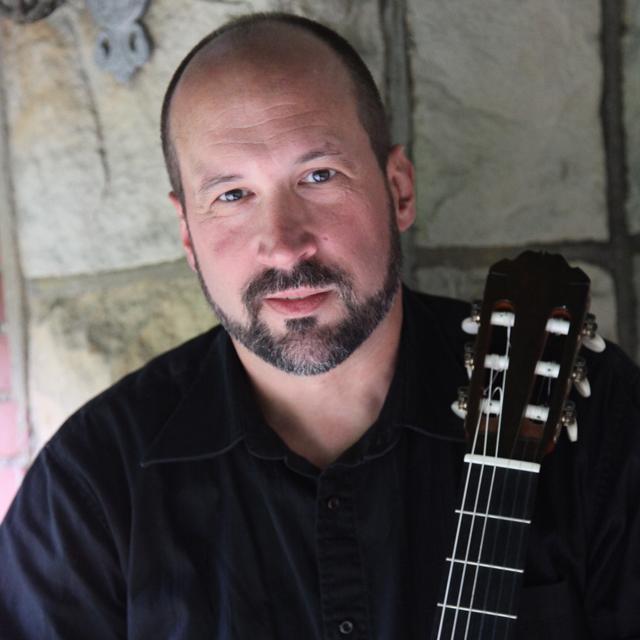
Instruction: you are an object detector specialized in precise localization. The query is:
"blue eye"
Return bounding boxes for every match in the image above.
[218,188,248,202]
[302,169,336,184]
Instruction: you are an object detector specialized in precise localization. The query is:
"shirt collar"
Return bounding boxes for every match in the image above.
[141,287,467,468]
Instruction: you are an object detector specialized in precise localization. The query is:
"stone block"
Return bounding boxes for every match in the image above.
[624,2,640,234]
[408,0,607,247]
[27,262,215,448]
[276,0,385,91]
[2,0,276,279]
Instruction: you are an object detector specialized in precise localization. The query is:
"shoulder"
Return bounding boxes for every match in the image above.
[45,326,225,475]
[402,286,470,356]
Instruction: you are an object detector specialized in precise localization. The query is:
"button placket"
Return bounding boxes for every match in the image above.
[316,469,369,639]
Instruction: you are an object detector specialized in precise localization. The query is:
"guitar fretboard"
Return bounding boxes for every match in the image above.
[434,455,539,639]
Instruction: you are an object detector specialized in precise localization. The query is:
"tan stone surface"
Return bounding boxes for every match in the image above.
[2,0,276,279]
[624,2,640,235]
[409,0,607,247]
[276,0,385,91]
[28,262,215,449]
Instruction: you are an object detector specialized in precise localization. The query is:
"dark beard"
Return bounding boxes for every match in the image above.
[192,213,402,376]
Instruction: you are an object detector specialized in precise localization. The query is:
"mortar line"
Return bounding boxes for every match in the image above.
[600,0,637,356]
[0,31,33,460]
[380,0,417,288]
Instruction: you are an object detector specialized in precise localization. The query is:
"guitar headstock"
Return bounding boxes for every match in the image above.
[454,251,596,464]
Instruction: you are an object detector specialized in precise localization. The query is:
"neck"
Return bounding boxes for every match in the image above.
[233,290,404,469]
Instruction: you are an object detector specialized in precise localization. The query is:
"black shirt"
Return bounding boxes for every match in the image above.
[1,288,640,639]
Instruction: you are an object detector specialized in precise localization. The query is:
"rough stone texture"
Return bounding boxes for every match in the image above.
[624,2,640,235]
[416,261,617,343]
[408,0,607,247]
[1,0,275,279]
[28,262,215,448]
[276,0,385,92]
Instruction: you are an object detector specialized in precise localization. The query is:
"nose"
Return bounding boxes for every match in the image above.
[255,193,318,269]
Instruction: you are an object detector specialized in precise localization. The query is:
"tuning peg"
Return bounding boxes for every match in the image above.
[464,342,474,379]
[462,300,482,335]
[451,386,469,420]
[581,313,606,353]
[571,356,591,398]
[561,400,578,442]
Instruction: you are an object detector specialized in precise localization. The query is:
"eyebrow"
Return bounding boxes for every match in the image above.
[196,174,242,198]
[195,147,354,198]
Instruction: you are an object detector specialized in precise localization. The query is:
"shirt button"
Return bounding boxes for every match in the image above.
[327,496,341,510]
[338,620,354,635]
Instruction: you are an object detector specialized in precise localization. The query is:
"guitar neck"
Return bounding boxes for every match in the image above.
[434,455,540,639]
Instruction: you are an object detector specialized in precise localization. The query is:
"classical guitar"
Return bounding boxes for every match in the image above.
[433,251,604,639]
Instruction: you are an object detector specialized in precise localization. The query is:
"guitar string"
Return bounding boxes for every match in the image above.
[482,443,536,640]
[459,384,503,639]
[435,368,491,639]
[450,363,502,637]
[434,361,498,639]
[483,319,562,639]
[462,323,512,639]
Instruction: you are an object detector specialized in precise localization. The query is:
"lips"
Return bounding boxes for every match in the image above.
[263,290,331,316]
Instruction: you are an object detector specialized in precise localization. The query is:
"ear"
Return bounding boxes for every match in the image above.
[169,191,197,272]
[386,144,416,232]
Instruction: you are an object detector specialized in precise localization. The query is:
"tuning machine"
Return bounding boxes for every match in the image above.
[451,386,469,419]
[464,342,475,379]
[462,300,482,335]
[571,356,590,398]
[581,313,605,353]
[560,400,578,442]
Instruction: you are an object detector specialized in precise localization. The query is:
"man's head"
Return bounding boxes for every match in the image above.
[161,13,391,209]
[162,13,415,375]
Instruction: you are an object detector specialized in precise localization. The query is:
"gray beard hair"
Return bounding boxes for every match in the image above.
[191,212,402,376]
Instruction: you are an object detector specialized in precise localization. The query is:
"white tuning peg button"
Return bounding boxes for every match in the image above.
[582,334,606,353]
[451,400,467,420]
[462,301,482,335]
[572,357,591,397]
[451,387,469,420]
[581,313,606,353]
[561,401,578,442]
[462,317,479,335]
[565,417,578,442]
[573,376,591,398]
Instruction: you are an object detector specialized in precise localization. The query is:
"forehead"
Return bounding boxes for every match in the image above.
[169,25,362,160]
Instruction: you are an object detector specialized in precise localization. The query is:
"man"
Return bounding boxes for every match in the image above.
[1,12,640,640]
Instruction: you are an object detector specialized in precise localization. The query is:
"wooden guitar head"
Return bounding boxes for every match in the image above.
[463,251,590,464]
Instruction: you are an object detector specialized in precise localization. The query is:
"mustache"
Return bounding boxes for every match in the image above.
[242,260,351,314]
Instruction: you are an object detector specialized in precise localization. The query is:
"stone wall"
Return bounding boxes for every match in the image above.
[0,0,638,509]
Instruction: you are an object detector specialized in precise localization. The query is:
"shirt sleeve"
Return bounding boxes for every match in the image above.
[0,442,126,640]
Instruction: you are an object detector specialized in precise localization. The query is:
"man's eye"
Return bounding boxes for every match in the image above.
[217,188,248,203]
[302,169,336,184]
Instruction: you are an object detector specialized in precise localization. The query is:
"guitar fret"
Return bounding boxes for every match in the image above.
[464,453,541,473]
[455,509,531,524]
[436,603,518,620]
[446,557,524,574]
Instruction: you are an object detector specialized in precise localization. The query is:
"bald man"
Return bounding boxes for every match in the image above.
[2,13,640,640]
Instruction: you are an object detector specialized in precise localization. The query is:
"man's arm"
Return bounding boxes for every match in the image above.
[0,442,126,640]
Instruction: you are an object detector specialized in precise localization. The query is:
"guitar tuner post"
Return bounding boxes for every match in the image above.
[560,401,579,442]
[582,313,598,338]
[572,357,587,381]
[581,313,606,352]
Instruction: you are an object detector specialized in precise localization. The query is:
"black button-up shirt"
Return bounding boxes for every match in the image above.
[1,289,640,639]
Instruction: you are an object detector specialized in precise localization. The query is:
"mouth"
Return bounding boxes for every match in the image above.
[262,289,332,316]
